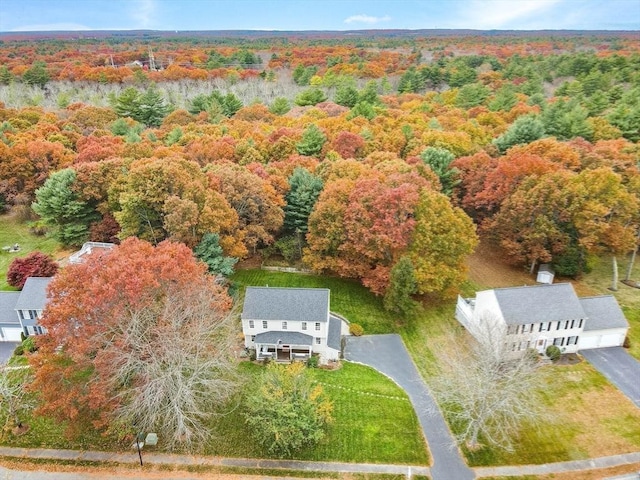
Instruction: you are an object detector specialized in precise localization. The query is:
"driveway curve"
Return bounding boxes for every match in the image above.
[344,334,474,480]
[581,347,640,408]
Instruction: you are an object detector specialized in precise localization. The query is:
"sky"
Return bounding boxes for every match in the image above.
[0,0,639,32]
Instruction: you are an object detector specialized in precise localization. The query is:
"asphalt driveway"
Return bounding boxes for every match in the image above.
[344,334,474,480]
[581,347,640,408]
[0,342,18,364]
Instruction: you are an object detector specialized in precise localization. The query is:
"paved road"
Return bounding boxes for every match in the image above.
[344,334,474,480]
[0,342,18,364]
[581,347,640,408]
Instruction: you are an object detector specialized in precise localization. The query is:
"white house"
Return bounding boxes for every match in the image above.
[241,287,348,364]
[456,283,629,355]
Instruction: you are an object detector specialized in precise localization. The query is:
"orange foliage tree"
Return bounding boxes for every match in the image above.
[30,238,238,450]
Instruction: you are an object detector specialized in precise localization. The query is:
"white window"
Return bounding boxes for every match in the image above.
[302,322,307,330]
[282,321,287,330]
[567,336,578,345]
[553,337,564,346]
[570,319,576,329]
[262,321,268,329]
[564,320,570,329]
[315,337,321,345]
[578,318,583,328]
[25,325,45,336]
[521,324,530,333]
[249,320,254,329]
[539,322,550,332]
[556,321,562,330]
[315,322,321,331]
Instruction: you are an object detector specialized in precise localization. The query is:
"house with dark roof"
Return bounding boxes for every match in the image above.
[0,291,22,341]
[241,287,348,364]
[14,277,52,337]
[455,283,629,355]
[0,276,52,341]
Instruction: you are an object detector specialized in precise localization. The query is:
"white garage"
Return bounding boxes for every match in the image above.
[1,327,23,342]
[579,331,626,350]
[579,296,629,351]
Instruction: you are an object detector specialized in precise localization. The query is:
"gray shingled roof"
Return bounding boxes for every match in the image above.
[327,316,342,351]
[493,283,585,325]
[15,277,53,311]
[580,296,629,331]
[0,292,20,323]
[254,331,313,346]
[242,287,329,322]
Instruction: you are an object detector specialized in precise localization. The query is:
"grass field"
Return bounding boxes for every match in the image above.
[0,214,67,290]
[202,361,429,464]
[2,361,428,466]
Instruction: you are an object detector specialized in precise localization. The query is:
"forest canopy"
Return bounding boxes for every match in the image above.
[0,31,638,297]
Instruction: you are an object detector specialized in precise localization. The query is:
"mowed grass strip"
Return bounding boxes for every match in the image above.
[306,362,428,465]
[0,214,66,290]
[208,362,429,465]
[232,269,397,334]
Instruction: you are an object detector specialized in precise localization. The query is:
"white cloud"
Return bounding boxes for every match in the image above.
[131,0,157,28]
[11,22,92,32]
[344,14,392,25]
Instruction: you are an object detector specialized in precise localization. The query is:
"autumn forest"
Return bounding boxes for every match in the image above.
[1,32,638,305]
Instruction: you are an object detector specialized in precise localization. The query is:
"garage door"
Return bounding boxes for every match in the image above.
[599,333,622,348]
[1,327,23,342]
[579,335,599,350]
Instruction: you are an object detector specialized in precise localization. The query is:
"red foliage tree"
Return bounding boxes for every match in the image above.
[7,251,59,289]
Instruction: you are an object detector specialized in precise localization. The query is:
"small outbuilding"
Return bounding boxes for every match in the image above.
[536,264,555,284]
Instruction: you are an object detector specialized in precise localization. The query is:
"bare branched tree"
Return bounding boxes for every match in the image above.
[0,368,34,431]
[431,318,549,452]
[92,284,239,451]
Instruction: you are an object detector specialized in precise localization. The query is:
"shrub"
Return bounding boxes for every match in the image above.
[623,336,631,349]
[22,336,37,353]
[244,362,333,456]
[7,251,59,289]
[349,323,364,336]
[545,345,561,361]
[307,355,319,368]
[13,344,24,356]
[525,348,540,363]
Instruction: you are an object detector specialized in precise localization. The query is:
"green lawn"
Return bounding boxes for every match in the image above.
[0,214,65,290]
[204,361,429,464]
[2,361,429,466]
[232,269,397,334]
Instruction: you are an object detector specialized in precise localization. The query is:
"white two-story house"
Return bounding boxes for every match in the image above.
[456,283,629,356]
[241,287,347,364]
